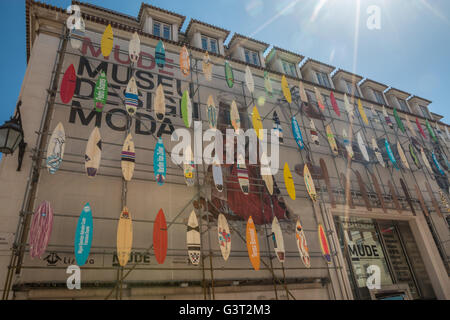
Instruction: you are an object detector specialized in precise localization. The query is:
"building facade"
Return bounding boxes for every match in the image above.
[0,0,449,300]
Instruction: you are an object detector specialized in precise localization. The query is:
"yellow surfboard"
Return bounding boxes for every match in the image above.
[358,99,369,125]
[326,125,339,156]
[281,75,292,103]
[101,24,114,58]
[304,164,317,202]
[284,162,296,200]
[252,106,264,141]
[116,207,133,267]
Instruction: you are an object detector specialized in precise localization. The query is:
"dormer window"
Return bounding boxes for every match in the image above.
[201,35,218,54]
[315,71,330,88]
[244,48,260,66]
[398,98,409,112]
[373,90,386,105]
[153,20,171,40]
[282,60,297,77]
[419,105,430,119]
[345,80,360,97]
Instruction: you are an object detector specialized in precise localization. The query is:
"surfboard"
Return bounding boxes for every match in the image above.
[357,99,369,125]
[425,181,442,218]
[217,213,231,261]
[224,61,234,88]
[93,71,108,112]
[297,81,308,103]
[46,122,65,174]
[281,75,292,103]
[246,216,260,271]
[344,94,354,119]
[181,89,192,128]
[310,119,319,145]
[420,147,432,172]
[370,105,380,124]
[260,152,273,195]
[273,111,283,144]
[29,201,53,259]
[101,24,113,58]
[229,100,240,133]
[388,180,402,214]
[393,108,405,133]
[154,138,166,186]
[179,45,190,76]
[155,84,166,122]
[399,179,415,214]
[187,210,201,265]
[125,77,138,116]
[432,152,445,175]
[416,118,427,139]
[85,127,102,177]
[212,159,223,192]
[155,40,165,68]
[370,172,387,213]
[415,184,430,217]
[343,129,354,159]
[129,32,140,65]
[439,190,450,214]
[74,202,93,266]
[237,153,249,195]
[245,66,254,94]
[341,173,355,209]
[117,206,133,267]
[120,133,136,181]
[252,106,264,141]
[207,95,217,129]
[330,91,340,117]
[319,159,336,208]
[385,138,398,170]
[357,132,370,162]
[304,163,317,202]
[153,208,168,264]
[284,162,296,200]
[355,170,371,211]
[271,217,285,263]
[202,51,212,81]
[404,114,416,137]
[69,17,85,50]
[426,119,437,142]
[60,64,76,104]
[397,141,410,170]
[314,87,325,110]
[408,144,420,168]
[383,106,394,129]
[326,125,339,156]
[372,137,385,167]
[291,116,305,150]
[183,145,196,187]
[264,71,273,97]
[318,224,331,264]
[295,218,311,268]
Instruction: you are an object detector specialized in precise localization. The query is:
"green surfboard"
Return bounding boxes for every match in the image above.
[409,144,421,168]
[224,61,234,88]
[181,90,192,128]
[393,108,405,133]
[426,119,437,142]
[94,71,108,112]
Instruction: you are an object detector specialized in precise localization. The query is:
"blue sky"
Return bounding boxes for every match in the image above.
[0,0,449,126]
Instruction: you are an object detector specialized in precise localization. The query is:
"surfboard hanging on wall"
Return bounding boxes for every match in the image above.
[260,152,274,195]
[383,106,394,129]
[230,100,240,132]
[187,210,201,265]
[357,132,370,162]
[318,224,331,264]
[207,95,217,129]
[343,129,354,159]
[271,217,285,263]
[74,202,93,266]
[155,40,165,68]
[344,94,354,119]
[237,153,249,195]
[129,32,140,65]
[217,213,231,261]
[117,207,133,267]
[252,106,264,141]
[224,61,234,88]
[121,133,135,181]
[60,64,76,104]
[85,127,102,177]
[310,119,319,145]
[409,144,421,169]
[358,99,369,125]
[291,116,305,150]
[246,216,260,271]
[245,66,254,94]
[183,145,196,187]
[426,119,437,142]
[153,208,168,264]
[393,108,405,133]
[29,200,53,259]
[330,91,340,117]
[432,152,445,176]
[416,117,427,140]
[202,51,212,81]
[295,218,311,268]
[69,16,85,50]
[125,77,138,116]
[180,45,190,76]
[284,162,296,200]
[101,24,113,58]
[46,122,65,174]
[93,71,108,112]
[385,138,398,170]
[264,71,273,97]
[181,89,192,128]
[314,87,325,110]
[155,84,166,122]
[212,158,224,192]
[154,138,166,186]
[372,137,385,167]
[304,163,317,202]
[326,125,339,156]
[397,141,410,170]
[281,75,292,103]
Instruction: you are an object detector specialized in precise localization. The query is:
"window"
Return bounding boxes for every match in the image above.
[201,35,218,54]
[315,71,331,88]
[419,105,430,119]
[282,60,298,77]
[345,80,360,97]
[153,21,171,40]
[373,90,386,105]
[398,98,409,112]
[244,48,260,66]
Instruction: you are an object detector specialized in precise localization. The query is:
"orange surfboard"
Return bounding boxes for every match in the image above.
[318,224,331,264]
[246,216,260,271]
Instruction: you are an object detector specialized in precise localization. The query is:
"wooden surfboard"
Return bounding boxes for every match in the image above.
[298,81,308,103]
[252,106,264,141]
[264,71,273,97]
[343,129,354,159]
[260,152,273,195]
[246,216,260,271]
[181,89,192,128]
[304,163,317,202]
[207,95,217,129]
[355,170,371,211]
[125,77,138,116]
[69,17,85,50]
[397,141,410,170]
[187,210,201,265]
[94,71,108,112]
[230,100,240,132]
[420,147,433,172]
[385,138,398,170]
[46,122,65,174]
[153,208,168,264]
[212,159,223,192]
[217,213,231,261]
[155,84,166,122]
[292,116,305,150]
[117,207,133,267]
[60,64,76,104]
[344,94,354,119]
[271,217,285,263]
[154,138,166,186]
[75,202,93,266]
[326,125,339,156]
[341,173,355,209]
[320,159,336,208]
[370,172,387,213]
[29,201,53,259]
[357,132,370,162]
[202,51,212,81]
[400,178,415,214]
[358,99,369,125]
[184,145,195,187]
[121,133,135,181]
[155,40,165,68]
[372,137,385,167]
[245,66,254,94]
[330,91,340,117]
[404,114,416,137]
[85,127,102,177]
[101,24,114,58]
[424,181,442,218]
[180,45,190,76]
[388,180,402,214]
[281,75,292,103]
[318,224,331,264]
[314,87,325,110]
[415,184,430,217]
[383,106,394,129]
[272,111,283,144]
[295,218,311,268]
[393,108,405,133]
[284,162,296,200]
[416,117,427,140]
[432,152,445,175]
[224,61,234,88]
[237,153,249,195]
[310,119,319,145]
[129,32,140,65]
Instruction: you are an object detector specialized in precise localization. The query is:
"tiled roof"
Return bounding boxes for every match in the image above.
[385,87,412,98]
[268,46,305,61]
[408,95,432,105]
[359,78,389,90]
[228,33,269,50]
[331,69,363,82]
[300,58,336,73]
[185,19,230,39]
[137,3,186,29]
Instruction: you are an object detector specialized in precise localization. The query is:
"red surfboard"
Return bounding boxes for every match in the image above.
[330,92,340,117]
[153,208,168,264]
[318,224,331,264]
[60,64,76,104]
[416,117,427,140]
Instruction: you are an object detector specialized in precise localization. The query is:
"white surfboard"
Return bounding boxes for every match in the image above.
[260,152,273,195]
[245,66,254,94]
[344,94,354,119]
[155,84,166,122]
[271,217,285,263]
[372,137,385,167]
[85,127,102,177]
[184,145,195,187]
[343,129,354,159]
[230,100,240,133]
[46,122,65,174]
[187,210,201,265]
[310,119,319,145]
[212,159,223,192]
[125,77,138,116]
[69,17,85,50]
[421,147,432,172]
[129,32,140,65]
[217,213,231,261]
[237,153,249,195]
[207,95,217,130]
[357,132,370,162]
[397,141,410,170]
[121,133,135,181]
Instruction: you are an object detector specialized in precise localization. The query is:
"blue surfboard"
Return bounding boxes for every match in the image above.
[291,116,304,150]
[385,138,398,170]
[154,138,166,186]
[432,152,445,176]
[75,203,93,266]
[155,40,165,68]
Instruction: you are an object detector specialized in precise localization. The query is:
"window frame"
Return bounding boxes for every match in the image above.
[282,60,298,78]
[397,98,409,112]
[315,71,331,88]
[201,34,219,54]
[345,80,360,97]
[244,48,260,66]
[418,105,431,119]
[153,20,172,40]
[373,89,386,105]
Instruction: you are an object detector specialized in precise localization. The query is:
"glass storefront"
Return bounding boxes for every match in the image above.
[334,216,436,300]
